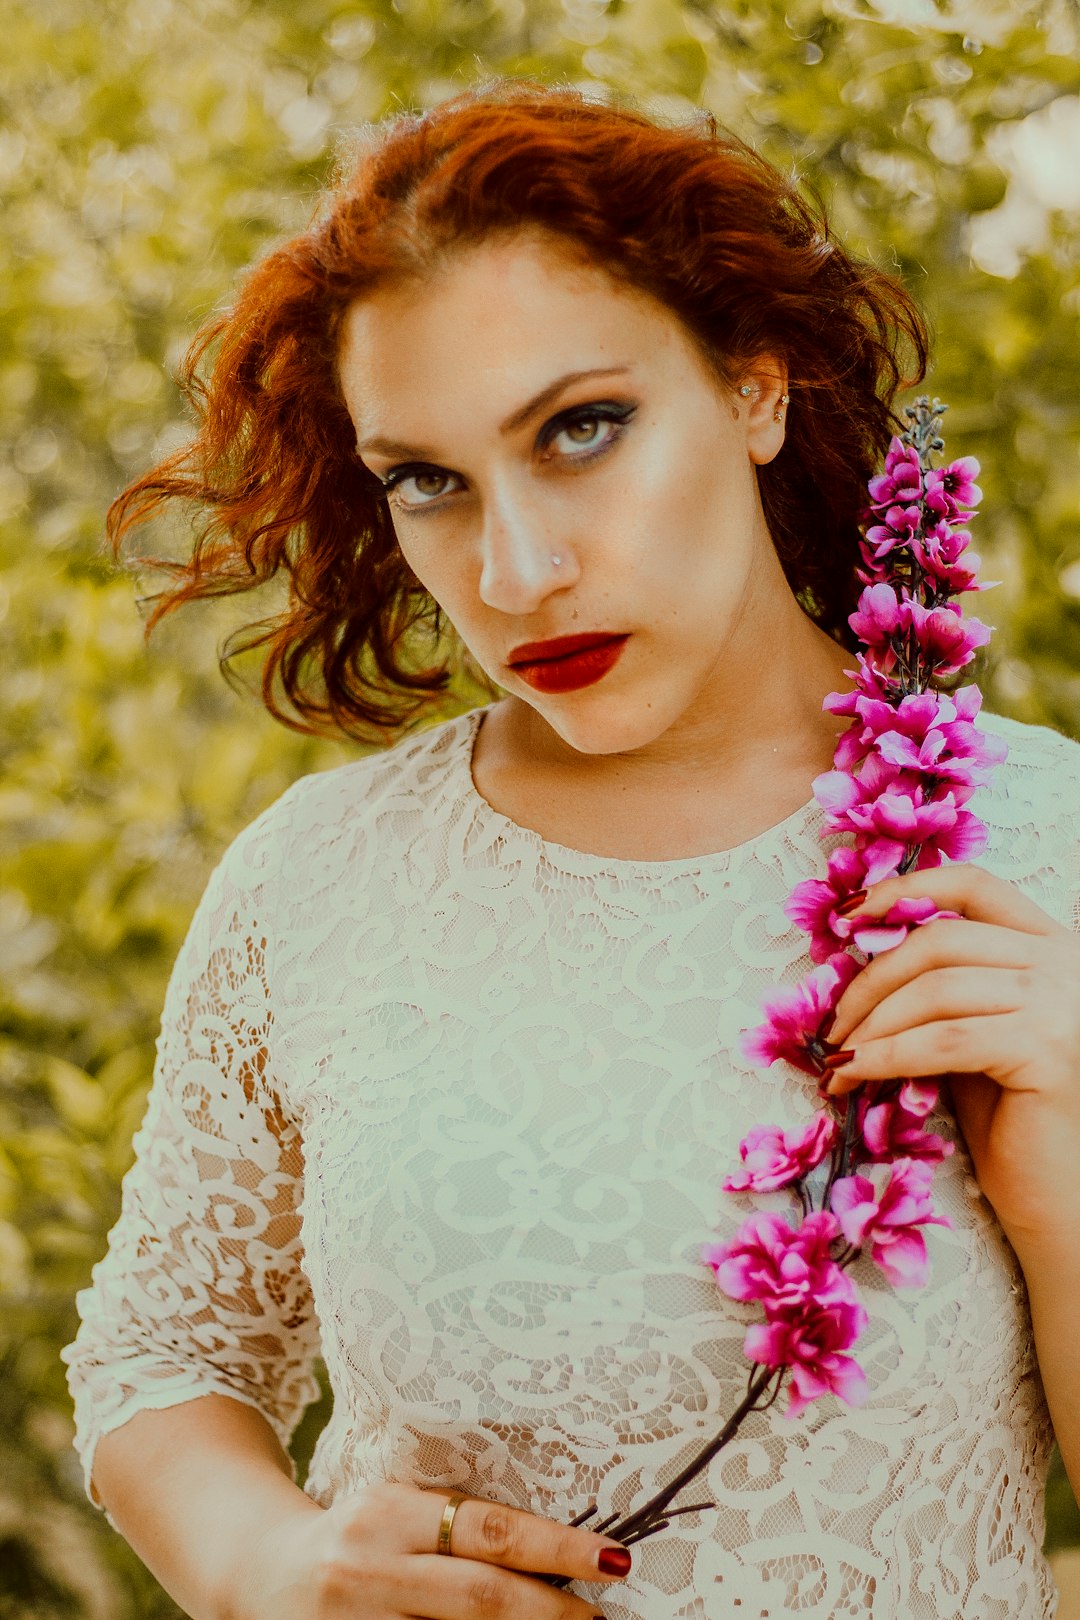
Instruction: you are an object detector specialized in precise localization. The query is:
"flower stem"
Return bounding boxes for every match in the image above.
[609,1361,779,1544]
[547,1362,779,1585]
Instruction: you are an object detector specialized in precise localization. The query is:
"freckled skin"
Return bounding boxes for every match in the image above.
[337,231,853,817]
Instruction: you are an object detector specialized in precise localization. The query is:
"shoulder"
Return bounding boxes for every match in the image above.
[975,707,1080,813]
[970,708,1080,922]
[281,703,477,830]
[216,705,480,889]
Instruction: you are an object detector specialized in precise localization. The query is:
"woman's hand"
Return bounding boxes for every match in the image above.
[234,1481,630,1620]
[822,862,1080,1257]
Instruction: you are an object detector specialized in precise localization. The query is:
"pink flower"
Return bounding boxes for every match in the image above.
[828,689,949,774]
[864,502,925,561]
[924,456,982,518]
[699,405,999,1456]
[906,601,991,675]
[824,686,1003,809]
[740,953,862,1075]
[866,439,923,509]
[847,589,991,679]
[912,523,995,595]
[824,652,901,708]
[896,1078,941,1118]
[857,1090,954,1165]
[813,749,904,825]
[875,732,998,800]
[744,1297,868,1418]
[934,687,1009,779]
[848,583,905,649]
[784,847,870,963]
[812,755,989,884]
[872,730,982,801]
[830,1159,952,1287]
[702,1210,847,1313]
[849,895,962,955]
[723,1113,841,1193]
[903,798,990,873]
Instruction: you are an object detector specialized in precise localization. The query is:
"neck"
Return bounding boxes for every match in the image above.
[515,598,856,796]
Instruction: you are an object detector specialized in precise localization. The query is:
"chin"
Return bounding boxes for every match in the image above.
[533,696,674,757]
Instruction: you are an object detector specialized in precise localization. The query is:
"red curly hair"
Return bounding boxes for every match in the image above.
[107,80,929,742]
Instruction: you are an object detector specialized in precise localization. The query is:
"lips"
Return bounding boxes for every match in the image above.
[507,632,628,667]
[508,634,630,694]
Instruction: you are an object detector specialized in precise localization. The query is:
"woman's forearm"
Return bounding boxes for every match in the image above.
[90,1392,323,1620]
[1013,1239,1080,1497]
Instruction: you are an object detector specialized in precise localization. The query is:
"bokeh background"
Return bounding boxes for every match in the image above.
[3,0,1080,1612]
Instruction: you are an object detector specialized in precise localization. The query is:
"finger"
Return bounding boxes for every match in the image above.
[828,919,1034,1047]
[839,966,1029,1049]
[418,1494,632,1585]
[397,1553,606,1620]
[824,1012,1028,1094]
[854,862,1064,939]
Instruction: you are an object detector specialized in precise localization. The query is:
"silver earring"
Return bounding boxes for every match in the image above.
[551,554,562,567]
[738,385,753,397]
[773,392,790,423]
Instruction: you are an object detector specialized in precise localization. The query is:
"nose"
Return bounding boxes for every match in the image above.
[477,482,576,613]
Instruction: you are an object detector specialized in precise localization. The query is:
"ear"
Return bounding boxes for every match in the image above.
[732,359,790,466]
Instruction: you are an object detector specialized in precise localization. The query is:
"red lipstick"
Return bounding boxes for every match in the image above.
[507,632,630,694]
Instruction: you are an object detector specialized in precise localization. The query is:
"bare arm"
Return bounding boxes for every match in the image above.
[90,1394,323,1620]
[822,863,1080,1493]
[1012,1237,1080,1498]
[91,1393,631,1620]
[62,799,328,1618]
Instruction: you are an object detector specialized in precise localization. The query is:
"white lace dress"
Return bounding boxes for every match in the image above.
[62,702,1080,1618]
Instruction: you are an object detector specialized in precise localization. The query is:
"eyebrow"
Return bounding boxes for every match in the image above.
[355,365,634,459]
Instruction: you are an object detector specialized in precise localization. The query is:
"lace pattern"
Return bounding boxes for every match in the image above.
[63,704,1079,1616]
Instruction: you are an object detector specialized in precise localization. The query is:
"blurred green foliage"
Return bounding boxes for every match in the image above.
[2,0,1079,1611]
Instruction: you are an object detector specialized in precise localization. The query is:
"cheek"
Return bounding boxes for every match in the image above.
[632,419,752,544]
[390,528,462,617]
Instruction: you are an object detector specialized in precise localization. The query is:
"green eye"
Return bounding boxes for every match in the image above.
[541,400,637,459]
[562,417,606,445]
[380,466,461,509]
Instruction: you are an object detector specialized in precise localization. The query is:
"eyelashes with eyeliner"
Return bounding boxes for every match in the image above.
[377,400,638,511]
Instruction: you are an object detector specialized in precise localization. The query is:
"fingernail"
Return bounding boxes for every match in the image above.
[597,1546,632,1576]
[835,890,868,917]
[821,1049,855,1070]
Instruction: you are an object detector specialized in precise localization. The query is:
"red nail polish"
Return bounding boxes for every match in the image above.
[835,890,868,917]
[597,1546,632,1576]
[821,1049,855,1070]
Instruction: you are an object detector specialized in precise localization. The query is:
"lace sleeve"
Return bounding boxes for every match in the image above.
[60,789,323,1530]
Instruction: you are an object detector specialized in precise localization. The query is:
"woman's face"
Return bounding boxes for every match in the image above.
[338,231,794,759]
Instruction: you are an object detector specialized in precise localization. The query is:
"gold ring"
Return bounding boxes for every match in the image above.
[437,1490,468,1556]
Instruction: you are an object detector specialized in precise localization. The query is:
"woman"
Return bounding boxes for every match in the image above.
[61,83,1080,1619]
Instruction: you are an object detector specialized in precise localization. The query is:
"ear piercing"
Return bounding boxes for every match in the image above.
[551,554,562,567]
[738,383,791,421]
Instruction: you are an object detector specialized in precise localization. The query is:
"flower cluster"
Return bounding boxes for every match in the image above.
[700,398,1006,1428]
[553,399,1006,1566]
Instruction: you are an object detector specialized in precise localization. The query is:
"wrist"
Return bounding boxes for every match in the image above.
[222,1497,326,1620]
[1001,1217,1080,1285]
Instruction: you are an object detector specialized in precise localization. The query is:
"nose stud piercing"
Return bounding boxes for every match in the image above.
[551,554,562,567]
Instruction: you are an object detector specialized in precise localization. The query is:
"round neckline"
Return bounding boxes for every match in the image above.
[455,702,827,877]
